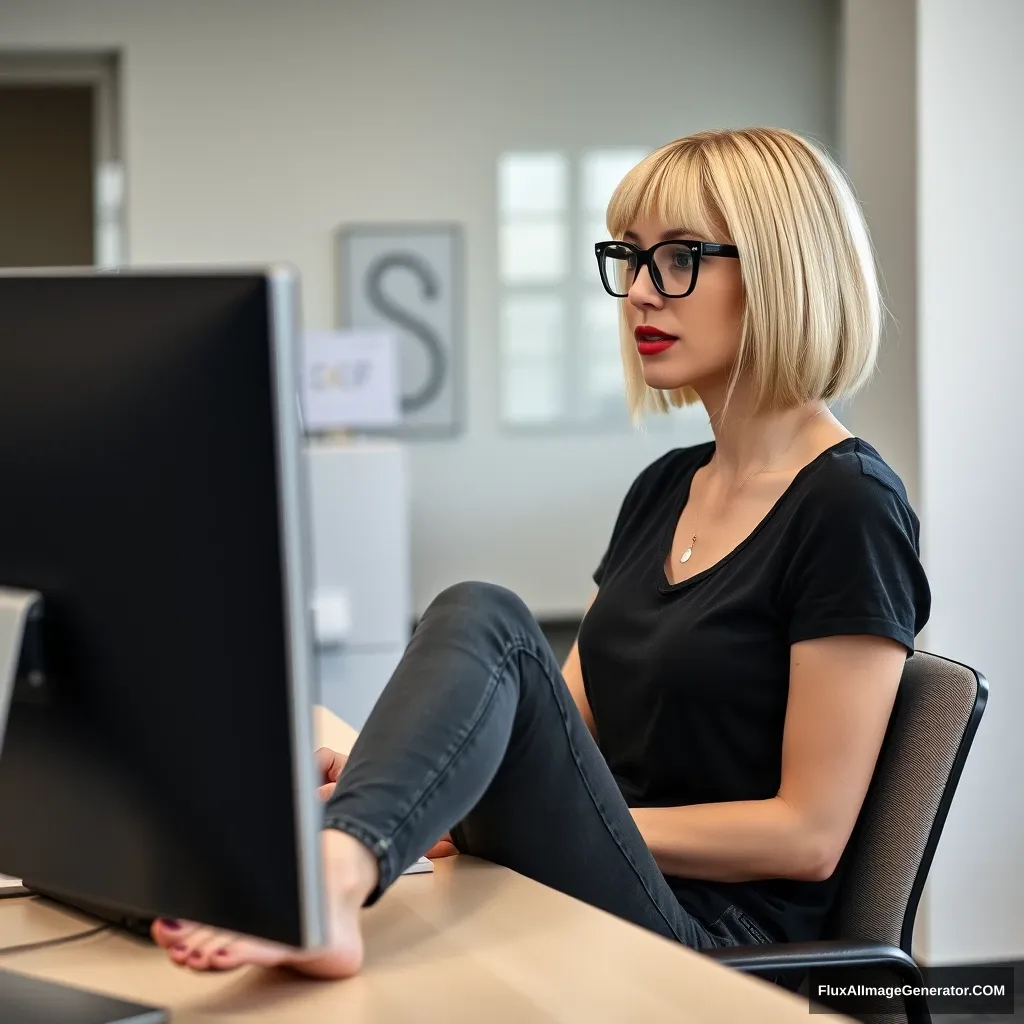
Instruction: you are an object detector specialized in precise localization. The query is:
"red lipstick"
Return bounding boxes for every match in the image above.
[634,325,678,355]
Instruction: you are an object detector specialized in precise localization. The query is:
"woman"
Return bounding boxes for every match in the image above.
[153,127,930,976]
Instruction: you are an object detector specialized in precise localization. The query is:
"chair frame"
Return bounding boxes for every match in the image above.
[701,652,989,1024]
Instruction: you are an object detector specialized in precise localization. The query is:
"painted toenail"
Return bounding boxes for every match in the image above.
[214,948,229,958]
[172,944,187,952]
[160,919,182,930]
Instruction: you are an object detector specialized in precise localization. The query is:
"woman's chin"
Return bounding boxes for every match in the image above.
[642,367,694,392]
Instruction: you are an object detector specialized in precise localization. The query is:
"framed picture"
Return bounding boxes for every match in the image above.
[335,223,463,437]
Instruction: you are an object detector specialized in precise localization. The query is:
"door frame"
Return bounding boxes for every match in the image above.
[0,51,125,266]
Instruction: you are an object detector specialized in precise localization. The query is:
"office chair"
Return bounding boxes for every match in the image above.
[702,651,988,1024]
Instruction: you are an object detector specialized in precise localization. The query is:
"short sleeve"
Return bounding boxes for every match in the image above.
[781,469,931,652]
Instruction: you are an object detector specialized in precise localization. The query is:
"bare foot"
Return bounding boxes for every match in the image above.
[151,830,378,977]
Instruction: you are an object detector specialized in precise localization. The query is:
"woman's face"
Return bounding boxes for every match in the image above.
[622,216,745,397]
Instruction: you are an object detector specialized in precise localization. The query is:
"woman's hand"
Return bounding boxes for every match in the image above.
[315,746,348,802]
[314,746,458,859]
[424,834,458,859]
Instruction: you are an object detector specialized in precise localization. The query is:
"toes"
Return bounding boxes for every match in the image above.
[153,916,287,973]
[156,922,359,978]
[163,926,216,968]
[184,928,234,971]
[152,918,202,950]
[168,939,196,966]
[209,945,242,970]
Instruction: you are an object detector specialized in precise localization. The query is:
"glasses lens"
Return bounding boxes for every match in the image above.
[600,244,635,296]
[652,243,695,297]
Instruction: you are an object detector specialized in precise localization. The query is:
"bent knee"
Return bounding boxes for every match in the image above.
[430,581,533,624]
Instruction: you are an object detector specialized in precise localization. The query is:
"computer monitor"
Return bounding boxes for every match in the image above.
[0,268,326,954]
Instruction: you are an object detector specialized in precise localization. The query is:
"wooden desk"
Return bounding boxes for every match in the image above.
[0,709,852,1023]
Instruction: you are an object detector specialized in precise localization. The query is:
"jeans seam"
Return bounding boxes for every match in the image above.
[516,639,691,945]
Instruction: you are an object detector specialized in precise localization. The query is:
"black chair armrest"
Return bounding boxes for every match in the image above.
[703,942,931,1024]
[701,939,923,984]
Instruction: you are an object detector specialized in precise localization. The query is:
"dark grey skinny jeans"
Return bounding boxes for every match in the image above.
[322,581,768,951]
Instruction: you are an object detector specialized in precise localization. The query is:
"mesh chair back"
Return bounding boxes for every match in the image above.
[828,652,987,950]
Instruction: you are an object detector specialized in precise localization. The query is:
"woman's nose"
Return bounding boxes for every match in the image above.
[628,264,664,310]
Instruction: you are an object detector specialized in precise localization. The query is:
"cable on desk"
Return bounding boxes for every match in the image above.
[0,924,110,956]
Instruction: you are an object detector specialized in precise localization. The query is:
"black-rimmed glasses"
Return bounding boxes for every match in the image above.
[594,239,740,298]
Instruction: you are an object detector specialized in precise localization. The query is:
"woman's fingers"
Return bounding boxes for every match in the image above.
[312,752,454,855]
[314,747,345,802]
[424,838,458,860]
[314,747,348,784]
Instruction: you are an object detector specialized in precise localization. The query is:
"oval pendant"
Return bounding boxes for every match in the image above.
[680,547,693,563]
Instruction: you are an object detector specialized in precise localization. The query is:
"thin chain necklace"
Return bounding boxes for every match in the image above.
[680,409,824,564]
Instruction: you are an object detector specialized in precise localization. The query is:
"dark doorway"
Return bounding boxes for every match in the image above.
[0,85,95,267]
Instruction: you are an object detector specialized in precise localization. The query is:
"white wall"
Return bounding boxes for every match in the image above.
[838,0,919,509]
[916,0,1024,965]
[0,0,839,617]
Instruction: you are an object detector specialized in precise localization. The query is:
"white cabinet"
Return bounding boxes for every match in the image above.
[303,440,410,729]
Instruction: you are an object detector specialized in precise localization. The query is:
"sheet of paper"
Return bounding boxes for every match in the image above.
[0,873,23,889]
[301,329,400,431]
[402,856,433,875]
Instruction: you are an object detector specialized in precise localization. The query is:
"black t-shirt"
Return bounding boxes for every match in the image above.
[576,437,931,944]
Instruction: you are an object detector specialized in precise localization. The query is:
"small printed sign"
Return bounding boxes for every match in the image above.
[301,329,400,431]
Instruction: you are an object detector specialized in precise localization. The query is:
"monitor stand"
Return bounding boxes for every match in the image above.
[0,589,168,1023]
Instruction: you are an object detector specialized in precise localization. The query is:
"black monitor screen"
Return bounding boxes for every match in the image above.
[0,270,320,947]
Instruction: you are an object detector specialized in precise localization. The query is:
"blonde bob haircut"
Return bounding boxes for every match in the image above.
[606,127,881,420]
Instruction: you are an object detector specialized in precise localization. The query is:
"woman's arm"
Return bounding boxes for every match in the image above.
[561,591,599,739]
[630,633,905,883]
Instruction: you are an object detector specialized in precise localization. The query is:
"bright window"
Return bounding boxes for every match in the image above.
[499,147,649,427]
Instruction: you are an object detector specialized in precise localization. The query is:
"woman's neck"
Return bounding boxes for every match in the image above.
[697,381,833,484]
